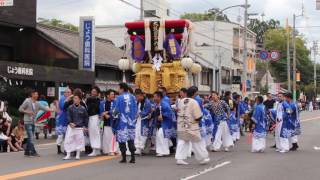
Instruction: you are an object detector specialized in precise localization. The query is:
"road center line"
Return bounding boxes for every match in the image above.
[0,156,119,180]
[180,161,231,180]
[301,116,320,122]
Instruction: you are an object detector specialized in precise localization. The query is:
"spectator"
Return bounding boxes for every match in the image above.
[10,120,25,151]
[48,99,58,137]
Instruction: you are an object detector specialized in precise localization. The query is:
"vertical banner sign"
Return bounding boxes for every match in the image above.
[0,0,13,6]
[79,17,95,71]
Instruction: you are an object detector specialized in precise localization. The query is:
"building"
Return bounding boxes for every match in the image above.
[0,0,127,101]
[143,0,170,19]
[192,21,257,95]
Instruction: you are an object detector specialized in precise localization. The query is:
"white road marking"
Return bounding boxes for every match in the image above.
[36,142,56,147]
[313,146,320,150]
[180,161,231,180]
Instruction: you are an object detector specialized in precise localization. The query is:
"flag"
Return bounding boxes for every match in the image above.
[286,18,290,33]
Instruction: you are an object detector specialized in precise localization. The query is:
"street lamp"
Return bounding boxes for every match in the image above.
[210,3,250,94]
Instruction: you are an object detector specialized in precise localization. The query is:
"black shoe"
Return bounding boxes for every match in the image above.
[30,152,40,157]
[270,144,276,149]
[35,133,39,140]
[119,153,127,163]
[130,155,135,163]
[290,143,299,151]
[57,145,63,154]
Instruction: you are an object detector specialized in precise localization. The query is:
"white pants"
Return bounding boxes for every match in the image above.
[156,128,170,155]
[232,131,240,141]
[252,137,266,152]
[88,115,101,149]
[64,126,85,153]
[212,121,234,151]
[102,126,117,154]
[135,117,148,150]
[56,135,64,146]
[279,137,290,152]
[175,139,209,162]
[275,121,283,149]
[290,135,298,144]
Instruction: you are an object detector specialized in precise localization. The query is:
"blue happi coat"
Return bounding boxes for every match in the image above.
[56,95,68,135]
[195,96,213,138]
[139,98,154,137]
[99,99,115,128]
[252,103,267,138]
[280,101,300,138]
[156,100,174,139]
[113,93,137,143]
[228,111,238,135]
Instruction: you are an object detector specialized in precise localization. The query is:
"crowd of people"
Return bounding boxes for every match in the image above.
[1,83,302,165]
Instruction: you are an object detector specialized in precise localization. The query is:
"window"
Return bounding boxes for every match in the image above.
[144,10,156,17]
[167,9,170,16]
[201,69,210,85]
[221,69,231,84]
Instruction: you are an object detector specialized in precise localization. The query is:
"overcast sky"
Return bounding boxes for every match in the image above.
[37,0,320,48]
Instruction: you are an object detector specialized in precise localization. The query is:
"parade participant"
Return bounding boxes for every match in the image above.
[19,90,53,157]
[101,89,117,155]
[264,93,276,110]
[153,91,174,157]
[288,95,300,151]
[63,94,88,160]
[56,88,72,154]
[113,83,137,163]
[159,87,171,105]
[251,96,267,153]
[279,93,298,153]
[175,87,210,165]
[86,86,102,157]
[134,89,152,155]
[205,91,233,152]
[274,93,285,151]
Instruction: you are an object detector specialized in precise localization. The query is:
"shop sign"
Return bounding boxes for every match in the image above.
[7,66,33,76]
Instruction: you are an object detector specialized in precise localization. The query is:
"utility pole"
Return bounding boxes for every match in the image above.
[313,41,318,98]
[286,18,291,92]
[140,0,144,20]
[242,0,248,96]
[292,14,297,101]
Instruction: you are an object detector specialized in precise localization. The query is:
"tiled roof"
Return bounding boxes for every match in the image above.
[36,23,124,67]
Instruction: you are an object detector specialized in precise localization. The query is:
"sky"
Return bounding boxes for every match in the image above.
[37,0,320,49]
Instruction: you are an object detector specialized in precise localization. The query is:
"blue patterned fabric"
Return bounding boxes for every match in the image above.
[156,100,174,138]
[56,96,67,136]
[252,103,267,138]
[280,101,300,138]
[228,111,238,135]
[113,93,137,143]
[139,98,155,137]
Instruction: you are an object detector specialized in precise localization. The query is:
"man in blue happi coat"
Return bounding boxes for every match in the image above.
[113,83,137,163]
[134,89,153,155]
[251,96,268,153]
[153,91,174,157]
[279,92,300,153]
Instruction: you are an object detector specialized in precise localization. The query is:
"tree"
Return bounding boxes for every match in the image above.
[248,19,280,44]
[37,18,78,32]
[180,11,230,22]
[263,28,313,89]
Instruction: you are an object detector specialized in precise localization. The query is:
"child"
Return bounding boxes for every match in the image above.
[10,120,25,151]
[63,94,88,160]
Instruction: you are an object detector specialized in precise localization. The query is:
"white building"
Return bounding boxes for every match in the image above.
[191,21,257,95]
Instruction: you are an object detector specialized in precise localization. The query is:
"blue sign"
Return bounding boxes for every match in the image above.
[246,80,251,91]
[82,20,93,69]
[259,50,269,61]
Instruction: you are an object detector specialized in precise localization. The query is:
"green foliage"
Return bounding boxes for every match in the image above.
[263,28,313,88]
[248,19,280,44]
[38,17,78,32]
[180,11,230,22]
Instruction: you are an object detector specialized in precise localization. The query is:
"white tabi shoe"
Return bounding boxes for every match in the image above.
[63,154,71,160]
[176,159,189,165]
[199,158,210,165]
[224,148,229,152]
[279,150,288,153]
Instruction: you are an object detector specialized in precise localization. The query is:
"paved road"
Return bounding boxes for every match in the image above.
[0,111,320,180]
